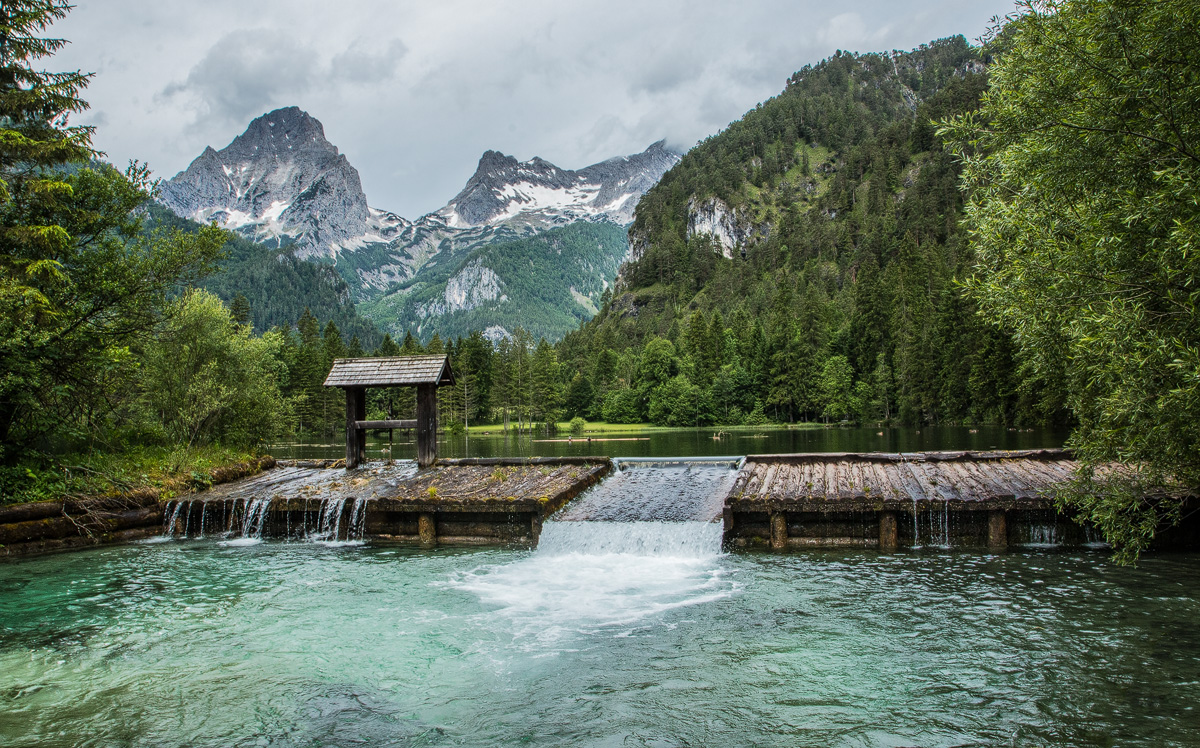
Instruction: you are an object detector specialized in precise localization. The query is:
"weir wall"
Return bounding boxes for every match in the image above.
[7,451,1200,557]
[722,451,1200,550]
[0,457,276,558]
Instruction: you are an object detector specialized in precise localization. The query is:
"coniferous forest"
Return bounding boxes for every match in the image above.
[550,36,1064,429]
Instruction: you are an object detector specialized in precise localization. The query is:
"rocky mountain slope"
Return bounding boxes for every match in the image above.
[161,109,679,340]
[159,107,401,260]
[362,221,629,343]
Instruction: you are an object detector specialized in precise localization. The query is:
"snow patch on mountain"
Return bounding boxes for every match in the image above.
[437,141,679,229]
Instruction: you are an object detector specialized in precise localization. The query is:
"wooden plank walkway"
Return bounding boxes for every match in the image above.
[728,450,1075,512]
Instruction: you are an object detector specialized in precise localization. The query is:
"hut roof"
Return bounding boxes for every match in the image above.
[323,355,455,388]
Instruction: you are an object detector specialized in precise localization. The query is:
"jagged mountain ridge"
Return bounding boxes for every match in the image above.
[160,107,678,270]
[437,141,679,228]
[160,109,680,341]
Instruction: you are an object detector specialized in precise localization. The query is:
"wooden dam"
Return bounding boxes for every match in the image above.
[167,457,611,547]
[146,447,1200,552]
[723,450,1094,549]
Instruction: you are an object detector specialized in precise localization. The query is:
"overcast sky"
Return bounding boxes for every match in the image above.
[54,0,1014,218]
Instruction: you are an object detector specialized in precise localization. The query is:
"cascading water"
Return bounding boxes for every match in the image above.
[310,497,349,543]
[217,498,272,546]
[162,500,187,537]
[1026,522,1059,547]
[450,458,741,641]
[348,497,369,540]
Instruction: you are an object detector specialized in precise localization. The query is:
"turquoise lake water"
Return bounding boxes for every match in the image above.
[4,427,1197,746]
[2,538,1198,746]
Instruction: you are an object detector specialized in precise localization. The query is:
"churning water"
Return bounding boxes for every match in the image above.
[449,460,739,642]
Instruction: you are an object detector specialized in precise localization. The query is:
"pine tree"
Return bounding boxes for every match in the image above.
[0,2,225,458]
[375,334,400,357]
[399,331,420,355]
[229,292,252,327]
[293,309,323,434]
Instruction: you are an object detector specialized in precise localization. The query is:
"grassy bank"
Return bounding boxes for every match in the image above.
[0,445,268,507]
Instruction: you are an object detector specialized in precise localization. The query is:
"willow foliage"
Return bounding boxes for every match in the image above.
[945,0,1200,561]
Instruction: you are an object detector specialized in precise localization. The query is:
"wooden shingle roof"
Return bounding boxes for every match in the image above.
[729,450,1078,510]
[323,356,455,388]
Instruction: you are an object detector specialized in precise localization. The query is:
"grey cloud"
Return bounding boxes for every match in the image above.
[59,0,1016,218]
[631,54,707,96]
[160,29,317,126]
[331,39,408,84]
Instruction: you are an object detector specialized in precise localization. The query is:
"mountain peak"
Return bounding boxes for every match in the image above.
[439,143,680,228]
[474,149,519,175]
[226,106,337,159]
[160,106,370,259]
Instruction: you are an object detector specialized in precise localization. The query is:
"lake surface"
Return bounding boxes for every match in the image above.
[7,429,1195,747]
[272,424,1069,461]
[2,538,1197,747]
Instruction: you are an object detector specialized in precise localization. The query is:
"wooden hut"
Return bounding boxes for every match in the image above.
[323,356,455,468]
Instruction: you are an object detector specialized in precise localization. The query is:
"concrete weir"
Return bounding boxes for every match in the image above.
[722,450,1095,550]
[175,457,611,546]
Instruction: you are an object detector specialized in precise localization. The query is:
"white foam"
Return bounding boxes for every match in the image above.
[448,521,734,642]
[218,537,262,547]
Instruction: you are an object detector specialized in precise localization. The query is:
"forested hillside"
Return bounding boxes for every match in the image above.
[145,204,382,349]
[363,221,628,342]
[554,36,1067,427]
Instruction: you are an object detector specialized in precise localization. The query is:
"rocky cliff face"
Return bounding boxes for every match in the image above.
[160,107,399,259]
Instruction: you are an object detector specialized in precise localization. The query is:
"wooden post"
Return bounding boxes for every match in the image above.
[988,510,1007,548]
[344,388,361,469]
[770,511,788,550]
[879,511,898,550]
[418,512,436,548]
[354,388,366,466]
[416,383,438,468]
[531,513,543,545]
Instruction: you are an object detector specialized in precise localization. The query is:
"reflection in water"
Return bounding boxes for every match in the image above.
[270,424,1068,461]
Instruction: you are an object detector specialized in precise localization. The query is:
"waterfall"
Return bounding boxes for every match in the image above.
[911,496,920,548]
[314,497,348,541]
[1026,522,1059,547]
[241,498,272,538]
[450,459,739,639]
[349,497,369,540]
[536,521,724,558]
[162,500,185,537]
